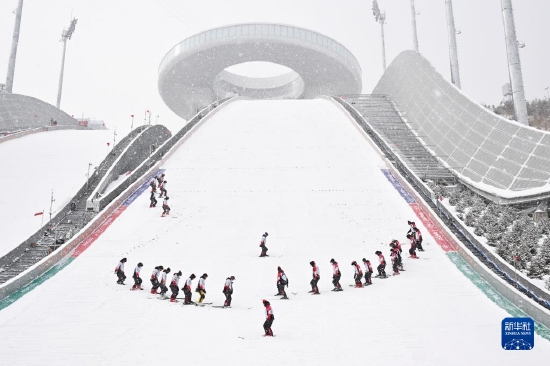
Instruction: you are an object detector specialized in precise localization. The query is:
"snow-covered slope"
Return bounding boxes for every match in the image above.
[0,129,112,257]
[0,100,547,365]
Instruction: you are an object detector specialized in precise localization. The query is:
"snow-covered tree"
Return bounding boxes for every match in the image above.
[498,205,517,229]
[539,237,550,266]
[520,223,542,256]
[465,211,476,227]
[485,223,502,246]
[470,196,486,216]
[538,218,550,235]
[546,277,550,291]
[527,252,546,278]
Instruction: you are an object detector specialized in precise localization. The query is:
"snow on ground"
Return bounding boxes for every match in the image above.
[0,129,112,257]
[102,171,133,196]
[0,100,547,365]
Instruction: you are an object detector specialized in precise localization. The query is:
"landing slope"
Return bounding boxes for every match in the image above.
[0,100,546,365]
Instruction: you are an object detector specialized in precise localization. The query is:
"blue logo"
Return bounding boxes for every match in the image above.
[502,317,534,350]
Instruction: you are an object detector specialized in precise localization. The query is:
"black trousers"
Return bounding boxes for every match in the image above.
[183,288,192,303]
[365,271,372,285]
[392,262,399,273]
[277,284,287,297]
[354,273,363,285]
[159,283,168,294]
[415,239,424,251]
[160,188,167,197]
[224,291,232,306]
[332,275,341,289]
[263,317,274,336]
[260,244,268,256]
[310,277,319,292]
[133,276,142,287]
[151,278,159,290]
[409,245,416,256]
[377,264,386,276]
[170,284,179,299]
[116,270,126,283]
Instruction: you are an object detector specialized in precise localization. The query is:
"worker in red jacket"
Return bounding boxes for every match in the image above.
[330,259,343,292]
[351,261,363,288]
[223,276,235,307]
[262,299,275,337]
[309,261,320,294]
[375,251,387,278]
[362,258,373,286]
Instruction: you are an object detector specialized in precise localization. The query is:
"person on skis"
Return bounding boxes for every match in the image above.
[131,262,144,290]
[407,233,418,258]
[149,179,157,193]
[390,249,400,276]
[276,267,289,299]
[150,265,163,294]
[159,267,171,297]
[309,261,320,294]
[183,273,196,304]
[159,180,168,198]
[161,197,170,217]
[414,227,424,251]
[362,258,373,286]
[259,232,269,257]
[262,299,275,337]
[114,257,127,284]
[330,259,343,291]
[155,174,164,186]
[390,242,404,271]
[169,270,182,302]
[150,190,157,208]
[351,261,363,288]
[375,251,387,278]
[196,273,208,304]
[223,276,235,307]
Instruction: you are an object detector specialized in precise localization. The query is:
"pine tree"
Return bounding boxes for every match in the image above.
[520,223,542,256]
[485,224,502,246]
[538,218,550,235]
[539,237,550,267]
[527,252,546,279]
[465,211,476,227]
[546,277,550,291]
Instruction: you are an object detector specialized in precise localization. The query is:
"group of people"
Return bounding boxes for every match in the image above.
[114,220,425,338]
[149,173,171,217]
[114,258,235,307]
[265,220,426,336]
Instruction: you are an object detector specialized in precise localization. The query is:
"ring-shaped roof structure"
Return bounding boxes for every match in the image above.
[158,23,362,119]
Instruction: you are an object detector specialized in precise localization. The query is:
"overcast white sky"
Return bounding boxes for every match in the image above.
[1,0,549,131]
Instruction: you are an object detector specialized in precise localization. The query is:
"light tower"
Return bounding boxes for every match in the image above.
[56,17,78,109]
[445,0,461,89]
[410,0,419,52]
[5,0,24,93]
[372,0,387,71]
[500,0,528,125]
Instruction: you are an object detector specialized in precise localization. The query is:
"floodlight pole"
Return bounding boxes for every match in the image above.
[410,0,419,52]
[372,1,387,72]
[49,190,55,223]
[445,0,461,89]
[56,18,78,109]
[5,0,24,93]
[500,0,528,125]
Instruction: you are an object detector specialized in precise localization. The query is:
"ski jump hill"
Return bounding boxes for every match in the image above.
[0,24,549,365]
